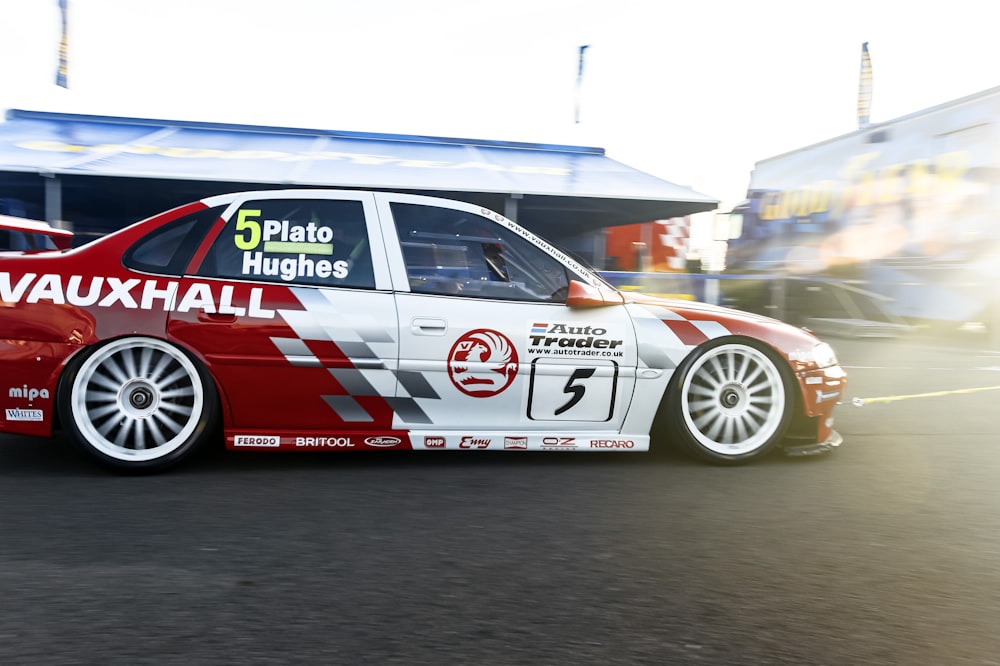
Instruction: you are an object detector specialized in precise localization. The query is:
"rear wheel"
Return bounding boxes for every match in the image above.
[59,337,217,472]
[663,338,793,464]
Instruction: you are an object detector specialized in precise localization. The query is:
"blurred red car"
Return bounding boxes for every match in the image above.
[0,214,73,252]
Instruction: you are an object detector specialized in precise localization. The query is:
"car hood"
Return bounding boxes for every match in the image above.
[621,290,825,355]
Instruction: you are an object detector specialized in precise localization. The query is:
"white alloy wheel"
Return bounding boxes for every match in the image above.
[62,337,214,471]
[673,341,791,462]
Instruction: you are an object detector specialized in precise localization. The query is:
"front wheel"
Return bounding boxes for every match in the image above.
[58,337,218,472]
[662,338,793,464]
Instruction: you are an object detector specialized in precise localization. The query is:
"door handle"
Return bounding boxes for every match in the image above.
[198,311,237,324]
[411,317,447,335]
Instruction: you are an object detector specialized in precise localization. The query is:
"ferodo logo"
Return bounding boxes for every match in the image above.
[590,440,635,449]
[365,436,402,448]
[0,273,276,318]
[233,435,280,447]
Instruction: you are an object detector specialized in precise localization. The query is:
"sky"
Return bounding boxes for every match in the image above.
[1,0,999,211]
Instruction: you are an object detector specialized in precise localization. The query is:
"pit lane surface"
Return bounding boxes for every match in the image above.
[2,336,1000,664]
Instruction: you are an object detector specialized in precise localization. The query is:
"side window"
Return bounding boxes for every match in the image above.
[198,199,374,289]
[123,205,223,275]
[391,202,570,302]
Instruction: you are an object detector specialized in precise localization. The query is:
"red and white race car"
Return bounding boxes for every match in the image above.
[0,190,846,472]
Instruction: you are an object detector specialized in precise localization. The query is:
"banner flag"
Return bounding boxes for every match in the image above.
[857,42,872,128]
[56,0,69,88]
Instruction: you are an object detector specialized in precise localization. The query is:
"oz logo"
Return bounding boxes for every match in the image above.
[448,329,519,397]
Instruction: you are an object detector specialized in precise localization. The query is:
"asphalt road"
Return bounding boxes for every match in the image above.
[2,335,1000,665]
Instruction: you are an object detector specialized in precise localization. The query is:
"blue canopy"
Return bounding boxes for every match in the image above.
[0,109,717,240]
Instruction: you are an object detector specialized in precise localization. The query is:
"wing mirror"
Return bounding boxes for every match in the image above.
[566,280,625,308]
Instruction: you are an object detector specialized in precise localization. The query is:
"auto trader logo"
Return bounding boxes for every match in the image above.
[527,322,624,357]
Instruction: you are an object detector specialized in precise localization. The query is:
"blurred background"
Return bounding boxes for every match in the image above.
[2,0,999,340]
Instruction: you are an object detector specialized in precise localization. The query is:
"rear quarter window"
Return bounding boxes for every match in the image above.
[123,206,224,275]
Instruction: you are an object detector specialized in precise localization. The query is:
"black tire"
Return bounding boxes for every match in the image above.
[58,337,218,473]
[659,337,794,465]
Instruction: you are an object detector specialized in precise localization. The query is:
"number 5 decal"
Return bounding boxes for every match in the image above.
[527,359,618,422]
[555,368,596,415]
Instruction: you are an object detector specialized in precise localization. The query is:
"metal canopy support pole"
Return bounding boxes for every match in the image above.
[594,229,607,270]
[43,174,69,231]
[504,193,522,223]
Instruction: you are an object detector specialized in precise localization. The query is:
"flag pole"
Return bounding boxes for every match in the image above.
[574,45,589,124]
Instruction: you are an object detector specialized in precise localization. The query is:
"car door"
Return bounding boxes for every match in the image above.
[378,193,639,449]
[168,191,402,445]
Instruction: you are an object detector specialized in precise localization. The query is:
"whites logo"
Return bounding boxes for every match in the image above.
[365,436,401,448]
[6,408,43,422]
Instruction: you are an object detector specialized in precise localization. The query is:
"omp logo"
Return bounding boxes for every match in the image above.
[424,437,446,449]
[365,436,401,448]
[8,386,49,401]
[5,408,43,422]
